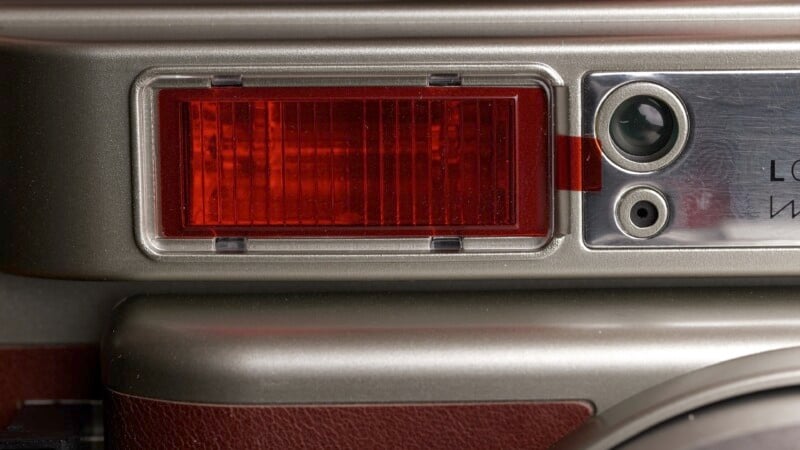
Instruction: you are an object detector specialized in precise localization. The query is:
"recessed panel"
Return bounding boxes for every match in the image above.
[584,72,800,248]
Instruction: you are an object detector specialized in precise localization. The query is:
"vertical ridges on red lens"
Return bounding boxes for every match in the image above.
[189,97,518,228]
[160,86,547,238]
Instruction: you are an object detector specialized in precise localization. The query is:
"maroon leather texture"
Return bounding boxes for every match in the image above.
[0,345,100,427]
[106,390,592,450]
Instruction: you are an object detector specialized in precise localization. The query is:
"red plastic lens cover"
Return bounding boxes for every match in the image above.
[158,86,549,238]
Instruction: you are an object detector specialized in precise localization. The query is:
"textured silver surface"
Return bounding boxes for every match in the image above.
[103,292,800,411]
[585,71,800,248]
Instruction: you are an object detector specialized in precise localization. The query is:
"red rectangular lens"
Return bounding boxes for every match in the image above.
[158,86,549,238]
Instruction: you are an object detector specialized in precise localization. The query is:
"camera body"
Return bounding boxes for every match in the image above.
[6,42,800,285]
[5,2,800,449]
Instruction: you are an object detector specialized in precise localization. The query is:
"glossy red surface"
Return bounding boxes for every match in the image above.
[554,135,603,192]
[158,86,549,237]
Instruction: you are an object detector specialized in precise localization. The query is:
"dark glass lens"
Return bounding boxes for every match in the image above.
[630,200,659,228]
[610,96,676,160]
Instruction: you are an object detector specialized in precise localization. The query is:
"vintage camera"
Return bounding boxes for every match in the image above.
[5,1,800,449]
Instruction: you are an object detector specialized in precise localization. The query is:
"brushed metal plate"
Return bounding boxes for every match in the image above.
[584,71,800,248]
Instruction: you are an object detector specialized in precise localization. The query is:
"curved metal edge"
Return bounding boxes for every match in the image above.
[101,292,800,409]
[5,2,800,41]
[554,346,800,450]
[619,388,800,450]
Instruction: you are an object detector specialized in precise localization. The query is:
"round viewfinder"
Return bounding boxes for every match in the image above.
[610,96,677,161]
[595,82,690,172]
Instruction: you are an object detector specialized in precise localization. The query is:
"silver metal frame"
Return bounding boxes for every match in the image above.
[595,81,690,173]
[133,65,558,260]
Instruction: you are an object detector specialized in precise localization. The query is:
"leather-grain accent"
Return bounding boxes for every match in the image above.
[0,345,100,427]
[106,390,592,450]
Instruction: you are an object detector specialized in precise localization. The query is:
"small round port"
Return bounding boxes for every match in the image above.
[596,82,689,172]
[616,186,669,239]
[630,200,659,228]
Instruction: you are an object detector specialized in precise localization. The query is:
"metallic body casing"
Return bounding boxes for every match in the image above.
[5,31,800,281]
[4,0,800,423]
[102,291,800,413]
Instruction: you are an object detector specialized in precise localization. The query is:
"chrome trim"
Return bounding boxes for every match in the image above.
[5,2,800,41]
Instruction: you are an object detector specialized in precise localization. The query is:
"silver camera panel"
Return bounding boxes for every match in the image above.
[585,71,800,248]
[5,4,800,280]
[7,1,800,430]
